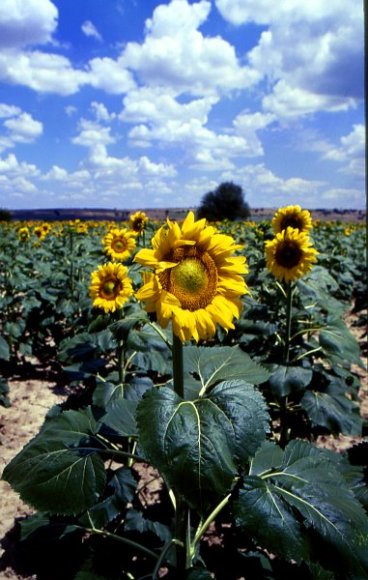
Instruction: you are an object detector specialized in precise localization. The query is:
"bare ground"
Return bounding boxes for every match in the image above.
[0,314,366,579]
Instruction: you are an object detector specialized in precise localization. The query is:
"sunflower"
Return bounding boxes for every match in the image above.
[129,211,148,233]
[265,227,318,283]
[18,227,30,242]
[134,211,249,342]
[272,205,313,234]
[103,228,137,261]
[34,225,46,240]
[89,262,133,313]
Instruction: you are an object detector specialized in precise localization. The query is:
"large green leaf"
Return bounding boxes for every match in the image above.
[0,335,10,360]
[183,345,269,398]
[319,318,365,369]
[137,380,269,513]
[234,440,368,577]
[268,365,313,398]
[2,408,106,515]
[97,384,138,437]
[301,384,363,435]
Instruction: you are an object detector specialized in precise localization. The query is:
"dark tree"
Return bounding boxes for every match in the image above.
[0,208,12,221]
[196,181,251,222]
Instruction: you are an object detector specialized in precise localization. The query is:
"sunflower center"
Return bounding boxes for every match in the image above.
[280,216,303,231]
[112,239,126,252]
[275,242,303,269]
[160,252,218,311]
[101,280,119,299]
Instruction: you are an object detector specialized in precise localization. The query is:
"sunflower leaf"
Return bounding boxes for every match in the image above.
[183,345,269,397]
[234,440,368,576]
[2,407,106,515]
[136,380,269,514]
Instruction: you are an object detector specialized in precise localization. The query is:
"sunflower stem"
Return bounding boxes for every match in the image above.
[283,281,293,365]
[279,281,294,447]
[172,332,184,399]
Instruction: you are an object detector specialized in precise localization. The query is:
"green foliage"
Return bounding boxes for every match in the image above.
[196,181,251,221]
[0,217,366,578]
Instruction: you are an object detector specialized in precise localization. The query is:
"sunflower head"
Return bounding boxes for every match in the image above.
[134,211,249,342]
[129,211,148,233]
[265,227,318,283]
[18,227,30,241]
[103,228,137,261]
[89,262,133,313]
[272,205,313,234]
[34,226,46,240]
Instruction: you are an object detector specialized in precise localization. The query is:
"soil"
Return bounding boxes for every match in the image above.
[0,313,367,580]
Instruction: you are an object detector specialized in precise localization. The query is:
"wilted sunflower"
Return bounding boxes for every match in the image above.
[265,227,318,283]
[129,211,148,233]
[18,227,30,241]
[134,211,249,342]
[34,225,46,240]
[103,228,137,261]
[89,262,133,313]
[272,205,313,234]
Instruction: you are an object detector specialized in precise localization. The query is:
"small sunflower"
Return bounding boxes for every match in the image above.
[89,262,133,313]
[103,228,137,261]
[134,211,249,342]
[129,211,148,233]
[272,205,313,234]
[34,225,46,240]
[18,227,30,242]
[265,227,318,283]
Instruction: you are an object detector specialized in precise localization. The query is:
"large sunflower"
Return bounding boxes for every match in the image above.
[103,228,137,261]
[265,227,318,283]
[134,211,249,342]
[129,211,148,233]
[272,205,313,234]
[89,262,133,313]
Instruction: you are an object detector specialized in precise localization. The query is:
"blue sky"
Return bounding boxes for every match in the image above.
[0,0,364,210]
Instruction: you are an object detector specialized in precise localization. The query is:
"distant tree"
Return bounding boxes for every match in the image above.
[0,208,12,221]
[196,181,251,222]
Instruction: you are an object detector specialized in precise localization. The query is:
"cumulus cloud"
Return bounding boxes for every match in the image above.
[0,106,43,152]
[120,0,260,95]
[216,0,363,116]
[0,0,58,48]
[81,20,102,41]
[324,124,365,178]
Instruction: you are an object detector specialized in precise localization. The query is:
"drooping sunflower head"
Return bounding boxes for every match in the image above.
[18,227,30,242]
[134,211,249,342]
[89,262,133,313]
[103,228,137,261]
[34,225,46,240]
[265,227,318,283]
[129,211,148,233]
[272,205,313,234]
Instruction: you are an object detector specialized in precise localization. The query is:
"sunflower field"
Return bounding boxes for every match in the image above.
[0,208,367,579]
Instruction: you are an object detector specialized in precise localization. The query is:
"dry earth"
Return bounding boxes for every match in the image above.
[0,313,367,579]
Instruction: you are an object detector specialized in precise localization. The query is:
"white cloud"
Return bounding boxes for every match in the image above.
[87,57,136,94]
[233,111,275,155]
[72,119,115,149]
[0,103,21,118]
[121,0,259,95]
[0,50,87,95]
[90,101,116,123]
[4,112,43,143]
[324,124,365,178]
[0,0,58,48]
[81,20,102,42]
[216,0,363,116]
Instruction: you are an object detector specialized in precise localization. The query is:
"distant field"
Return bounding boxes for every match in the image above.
[8,206,366,223]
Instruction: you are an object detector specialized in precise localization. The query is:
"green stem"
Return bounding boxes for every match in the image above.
[118,339,125,392]
[191,493,231,551]
[82,523,158,561]
[283,281,293,364]
[171,332,188,576]
[172,333,184,399]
